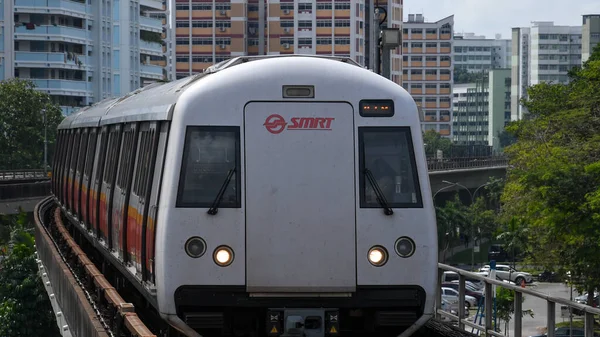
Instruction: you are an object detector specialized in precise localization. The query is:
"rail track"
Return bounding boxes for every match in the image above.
[34,196,156,337]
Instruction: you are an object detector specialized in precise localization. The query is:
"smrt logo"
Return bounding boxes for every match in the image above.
[263,114,335,134]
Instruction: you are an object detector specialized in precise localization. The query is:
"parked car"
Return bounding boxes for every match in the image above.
[478,264,532,284]
[439,299,469,323]
[537,270,560,282]
[528,327,599,337]
[442,282,483,304]
[488,244,508,262]
[441,287,478,309]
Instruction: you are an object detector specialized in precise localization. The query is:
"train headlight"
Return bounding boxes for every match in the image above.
[395,237,415,258]
[213,246,234,267]
[185,237,206,258]
[367,246,388,266]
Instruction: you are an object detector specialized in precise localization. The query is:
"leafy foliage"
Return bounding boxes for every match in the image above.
[453,67,482,84]
[500,44,600,301]
[0,78,64,170]
[423,130,452,157]
[436,178,504,263]
[0,213,60,337]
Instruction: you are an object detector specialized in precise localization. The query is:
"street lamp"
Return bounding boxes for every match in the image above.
[441,180,492,271]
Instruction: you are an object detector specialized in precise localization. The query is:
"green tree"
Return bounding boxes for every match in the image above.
[436,194,470,262]
[453,67,480,84]
[500,44,600,305]
[0,212,60,336]
[0,78,64,170]
[423,129,452,157]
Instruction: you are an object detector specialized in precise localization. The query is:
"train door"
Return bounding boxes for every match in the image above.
[244,102,357,292]
[81,128,98,229]
[92,127,109,238]
[68,129,81,212]
[100,124,123,248]
[127,122,159,276]
[112,123,138,261]
[74,128,89,218]
[144,121,169,284]
[61,129,74,207]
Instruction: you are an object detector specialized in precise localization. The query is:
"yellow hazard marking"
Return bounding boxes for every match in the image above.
[330,326,337,334]
[270,326,278,334]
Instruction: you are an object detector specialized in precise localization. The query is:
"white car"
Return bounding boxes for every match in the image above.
[479,265,532,284]
[442,287,478,309]
[440,299,469,322]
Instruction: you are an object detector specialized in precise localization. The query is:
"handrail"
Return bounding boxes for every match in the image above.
[437,263,599,337]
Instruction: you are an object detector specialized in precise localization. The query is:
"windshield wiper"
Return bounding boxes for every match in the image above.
[207,168,236,215]
[364,168,393,215]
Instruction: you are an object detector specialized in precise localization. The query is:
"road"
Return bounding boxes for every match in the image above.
[462,282,580,336]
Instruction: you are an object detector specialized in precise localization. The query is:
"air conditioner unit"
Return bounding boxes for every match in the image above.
[220,27,226,32]
[284,27,290,33]
[283,9,290,14]
[283,43,290,49]
[220,44,226,49]
[220,10,226,15]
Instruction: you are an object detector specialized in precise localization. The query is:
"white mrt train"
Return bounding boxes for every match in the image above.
[52,55,437,337]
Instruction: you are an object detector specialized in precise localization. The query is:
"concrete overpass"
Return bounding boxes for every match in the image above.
[0,157,508,214]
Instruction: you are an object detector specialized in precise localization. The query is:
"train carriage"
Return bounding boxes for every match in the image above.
[52,55,437,337]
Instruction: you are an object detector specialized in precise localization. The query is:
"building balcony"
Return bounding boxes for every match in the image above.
[15,51,89,69]
[140,64,163,79]
[30,78,92,95]
[15,25,91,42]
[140,16,163,32]
[139,40,163,56]
[140,0,162,10]
[14,0,87,14]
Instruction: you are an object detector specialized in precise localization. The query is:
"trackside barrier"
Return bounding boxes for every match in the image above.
[437,263,600,337]
[1,157,508,182]
[0,169,49,180]
[427,157,508,172]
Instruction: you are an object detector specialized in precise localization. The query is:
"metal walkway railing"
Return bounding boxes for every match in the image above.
[437,263,600,337]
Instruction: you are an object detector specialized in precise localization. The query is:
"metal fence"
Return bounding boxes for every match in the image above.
[437,263,600,337]
[0,169,49,180]
[427,156,509,172]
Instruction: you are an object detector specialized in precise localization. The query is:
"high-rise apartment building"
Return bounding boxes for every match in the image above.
[454,32,511,72]
[488,68,511,152]
[451,68,510,151]
[402,14,454,138]
[0,0,169,115]
[510,22,581,120]
[582,14,600,63]
[452,80,488,146]
[173,0,402,80]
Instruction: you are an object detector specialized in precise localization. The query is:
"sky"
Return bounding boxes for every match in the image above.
[403,0,600,39]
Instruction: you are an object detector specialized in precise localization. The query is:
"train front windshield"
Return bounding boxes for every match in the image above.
[359,127,423,208]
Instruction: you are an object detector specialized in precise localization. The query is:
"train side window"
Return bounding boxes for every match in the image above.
[176,126,241,208]
[358,127,423,208]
